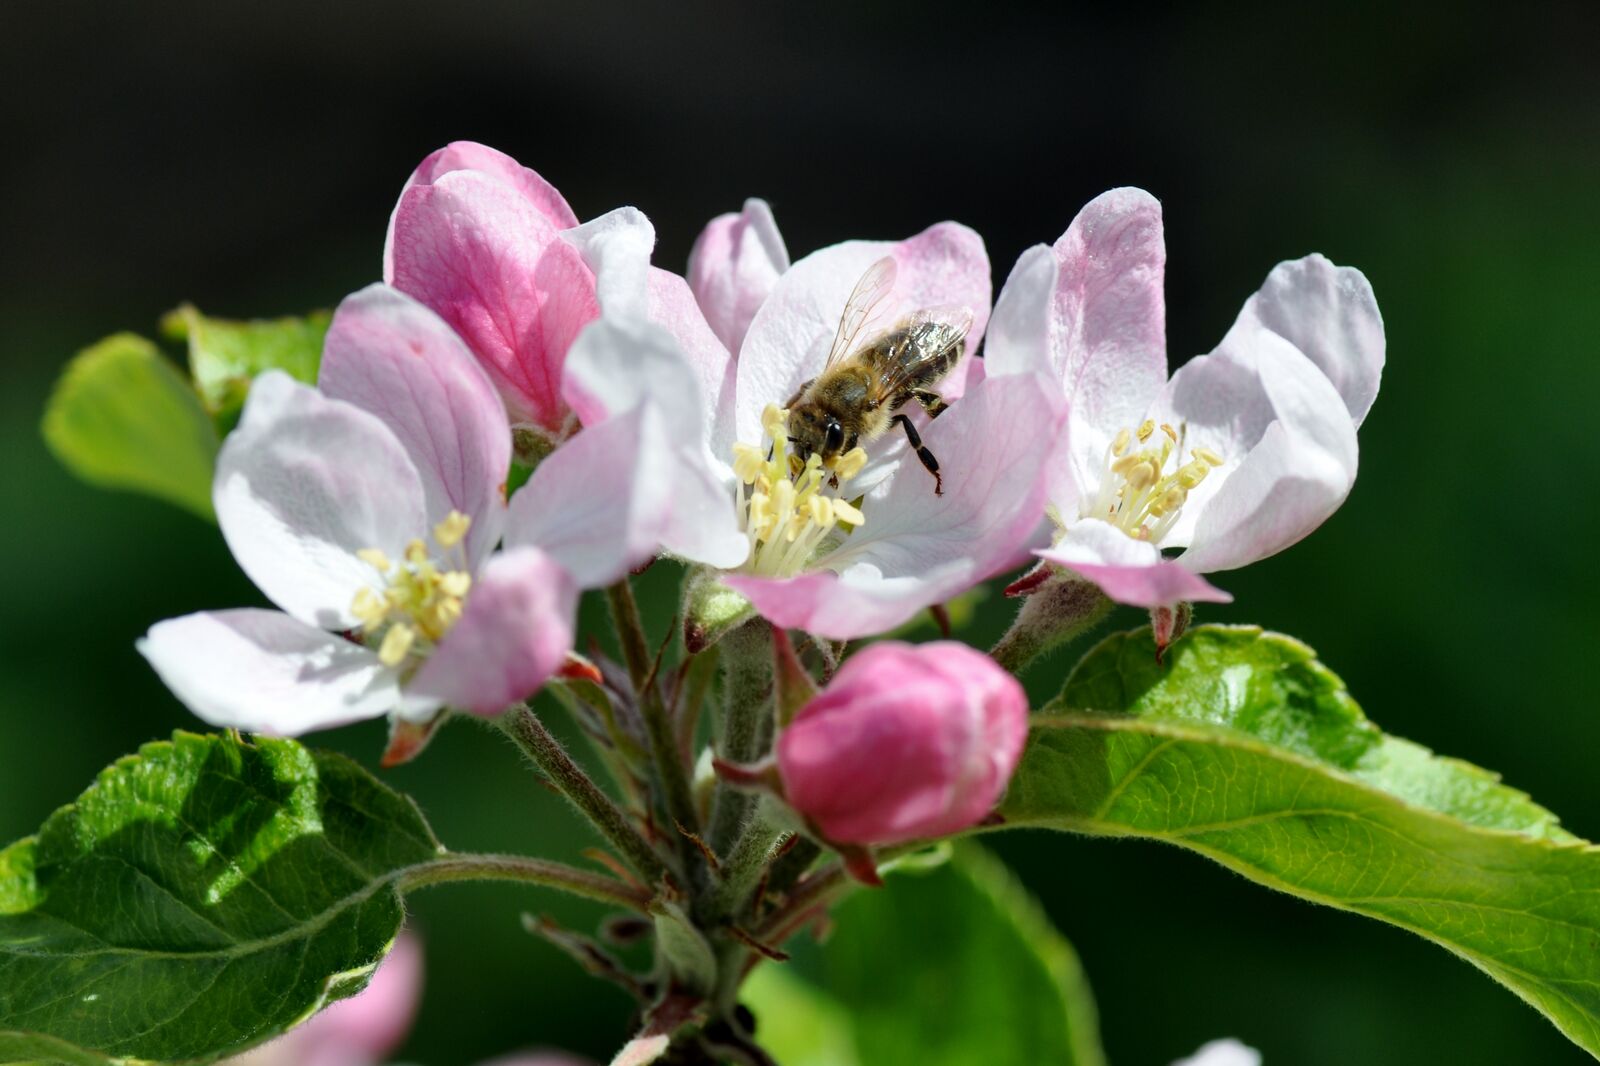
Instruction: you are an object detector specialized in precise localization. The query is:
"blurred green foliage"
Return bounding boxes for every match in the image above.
[3,4,1597,1063]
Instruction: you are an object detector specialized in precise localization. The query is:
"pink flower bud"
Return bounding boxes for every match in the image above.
[776,641,1028,845]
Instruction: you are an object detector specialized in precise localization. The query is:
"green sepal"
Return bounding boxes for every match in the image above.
[683,567,756,655]
[41,333,220,520]
[651,898,718,997]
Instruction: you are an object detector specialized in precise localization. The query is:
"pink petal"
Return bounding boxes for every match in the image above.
[685,198,789,353]
[215,372,427,629]
[1242,253,1385,426]
[388,169,597,433]
[137,609,398,735]
[1038,520,1232,608]
[320,284,512,569]
[734,221,991,448]
[1047,188,1169,435]
[299,933,423,1066]
[402,547,578,717]
[383,141,578,279]
[507,406,665,587]
[728,371,1059,639]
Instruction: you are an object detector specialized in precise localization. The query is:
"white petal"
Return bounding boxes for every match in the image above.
[1245,254,1384,426]
[215,372,428,629]
[561,206,656,317]
[138,610,399,735]
[1162,324,1359,572]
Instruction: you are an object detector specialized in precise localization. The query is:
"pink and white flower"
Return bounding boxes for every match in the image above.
[385,141,738,456]
[228,934,422,1066]
[776,641,1028,845]
[559,202,1065,642]
[986,188,1384,608]
[139,284,581,735]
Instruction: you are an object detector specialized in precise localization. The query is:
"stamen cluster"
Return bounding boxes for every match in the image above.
[351,511,475,666]
[1085,420,1223,542]
[732,404,868,578]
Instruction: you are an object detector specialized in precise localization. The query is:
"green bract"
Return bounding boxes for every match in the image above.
[41,333,219,520]
[0,732,441,1065]
[745,844,1105,1066]
[1003,625,1600,1056]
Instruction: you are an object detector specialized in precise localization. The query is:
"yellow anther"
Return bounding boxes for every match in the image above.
[1136,419,1156,442]
[1111,427,1132,456]
[833,499,865,526]
[405,539,428,565]
[351,587,388,626]
[1193,446,1224,466]
[439,571,472,597]
[732,443,765,484]
[762,403,788,439]
[1111,453,1140,476]
[808,495,834,526]
[422,598,463,636]
[1177,462,1209,489]
[1160,486,1187,512]
[1126,461,1157,491]
[1161,422,1178,443]
[433,510,472,549]
[833,447,869,482]
[356,548,392,572]
[771,477,796,518]
[378,624,416,667]
[748,491,772,530]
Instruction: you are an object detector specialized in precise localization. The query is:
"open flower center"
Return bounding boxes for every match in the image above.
[350,511,474,667]
[731,404,869,579]
[1083,420,1223,543]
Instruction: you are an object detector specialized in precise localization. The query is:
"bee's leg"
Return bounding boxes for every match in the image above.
[913,389,949,419]
[892,413,943,496]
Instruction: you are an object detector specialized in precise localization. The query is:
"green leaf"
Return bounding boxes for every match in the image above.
[1003,624,1600,1058]
[0,731,443,1065]
[162,304,329,424]
[41,333,220,520]
[744,843,1104,1066]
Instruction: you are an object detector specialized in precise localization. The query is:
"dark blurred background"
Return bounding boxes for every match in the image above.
[4,2,1598,1063]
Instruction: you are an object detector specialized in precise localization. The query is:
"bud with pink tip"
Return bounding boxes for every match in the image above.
[775,641,1029,846]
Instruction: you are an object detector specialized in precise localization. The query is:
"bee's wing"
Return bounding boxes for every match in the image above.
[870,304,975,403]
[823,256,898,372]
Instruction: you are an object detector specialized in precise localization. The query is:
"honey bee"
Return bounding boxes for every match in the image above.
[785,257,973,496]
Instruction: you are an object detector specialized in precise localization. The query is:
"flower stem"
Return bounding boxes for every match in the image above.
[706,619,775,855]
[990,569,1112,675]
[502,705,668,884]
[605,579,654,693]
[400,851,652,911]
[608,579,705,879]
[710,821,788,921]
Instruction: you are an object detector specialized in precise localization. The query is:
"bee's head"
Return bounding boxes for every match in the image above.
[787,406,845,463]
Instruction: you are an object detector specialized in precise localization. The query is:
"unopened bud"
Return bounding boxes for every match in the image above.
[775,642,1027,846]
[991,565,1113,674]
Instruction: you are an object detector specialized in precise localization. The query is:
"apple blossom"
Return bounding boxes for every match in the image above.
[985,188,1384,608]
[385,141,739,455]
[774,641,1027,845]
[227,933,422,1066]
[139,284,579,734]
[559,203,1064,642]
[1171,1039,1262,1066]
